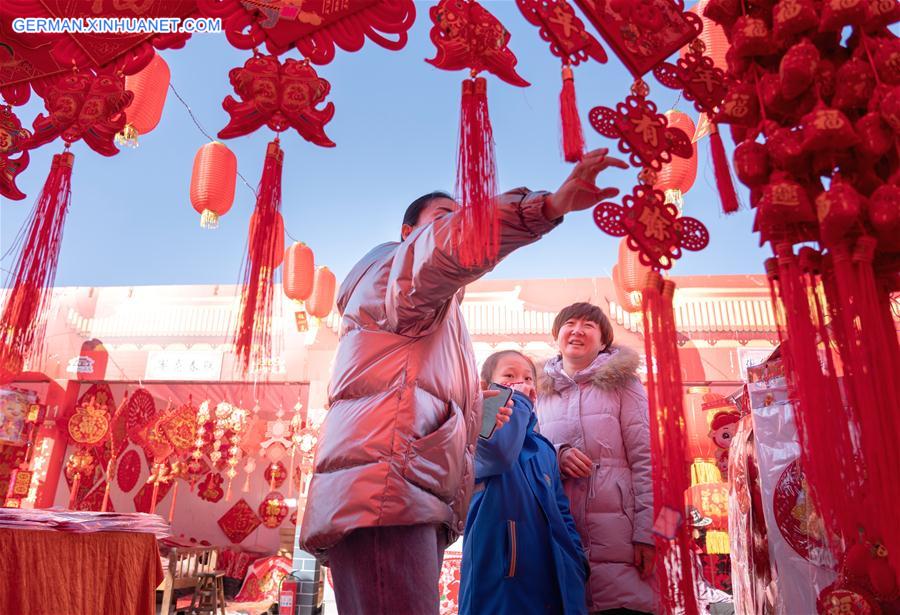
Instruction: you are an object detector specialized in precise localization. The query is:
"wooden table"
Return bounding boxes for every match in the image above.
[0,528,164,615]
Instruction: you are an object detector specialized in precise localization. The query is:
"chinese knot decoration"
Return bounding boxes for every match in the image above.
[589,83,694,171]
[593,184,709,270]
[68,396,111,446]
[426,0,528,267]
[218,53,335,146]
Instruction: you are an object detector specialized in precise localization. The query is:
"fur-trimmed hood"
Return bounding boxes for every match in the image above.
[539,345,641,395]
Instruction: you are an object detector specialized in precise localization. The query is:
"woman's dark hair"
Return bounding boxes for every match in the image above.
[551,302,614,351]
[402,191,453,228]
[480,350,537,385]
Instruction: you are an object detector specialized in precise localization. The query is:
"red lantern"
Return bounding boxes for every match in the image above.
[654,110,698,207]
[687,0,729,71]
[248,210,285,270]
[612,265,641,313]
[283,242,315,302]
[190,142,237,229]
[617,239,652,294]
[118,53,170,147]
[684,396,717,460]
[307,267,336,319]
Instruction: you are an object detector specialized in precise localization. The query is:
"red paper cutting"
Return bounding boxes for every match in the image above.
[116,449,142,493]
[426,0,530,87]
[570,0,700,78]
[218,54,335,145]
[652,44,728,114]
[218,498,263,544]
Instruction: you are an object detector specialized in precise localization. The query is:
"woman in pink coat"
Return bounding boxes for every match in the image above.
[537,302,656,614]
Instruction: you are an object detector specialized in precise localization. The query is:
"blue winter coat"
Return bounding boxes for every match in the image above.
[459,391,588,615]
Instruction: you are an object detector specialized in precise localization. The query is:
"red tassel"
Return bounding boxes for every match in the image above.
[709,125,740,214]
[827,238,900,571]
[234,139,284,374]
[0,151,74,381]
[642,272,698,615]
[456,77,499,267]
[769,244,866,555]
[560,65,584,163]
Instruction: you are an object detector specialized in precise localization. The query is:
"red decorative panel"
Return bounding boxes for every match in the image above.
[515,0,607,66]
[218,498,262,544]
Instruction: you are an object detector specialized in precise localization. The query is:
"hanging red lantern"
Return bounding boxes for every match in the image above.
[190,142,237,229]
[283,242,315,302]
[617,239,652,294]
[612,265,641,313]
[306,267,336,319]
[654,110,697,208]
[687,0,729,71]
[684,397,717,461]
[117,52,170,147]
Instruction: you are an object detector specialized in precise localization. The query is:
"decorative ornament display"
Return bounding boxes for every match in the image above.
[67,396,111,446]
[264,461,287,490]
[515,0,607,162]
[589,80,693,171]
[218,54,335,145]
[426,0,528,267]
[218,498,263,544]
[190,141,237,229]
[116,449,141,493]
[571,0,700,78]
[259,491,288,528]
[0,105,31,201]
[198,471,225,503]
[26,69,132,156]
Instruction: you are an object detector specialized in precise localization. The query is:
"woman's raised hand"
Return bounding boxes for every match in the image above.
[543,148,629,220]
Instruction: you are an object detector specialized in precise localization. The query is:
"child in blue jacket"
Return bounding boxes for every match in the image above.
[460,350,588,615]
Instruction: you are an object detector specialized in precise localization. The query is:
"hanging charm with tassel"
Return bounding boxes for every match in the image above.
[427,0,529,266]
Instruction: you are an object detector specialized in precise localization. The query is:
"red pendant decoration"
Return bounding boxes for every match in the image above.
[218,498,262,544]
[219,54,335,146]
[258,491,288,528]
[26,69,132,157]
[571,0,700,78]
[198,471,225,503]
[195,0,416,64]
[233,139,285,373]
[427,0,528,266]
[264,461,287,489]
[0,150,74,381]
[589,81,693,171]
[593,184,708,270]
[515,0,607,162]
[118,52,171,147]
[0,105,31,201]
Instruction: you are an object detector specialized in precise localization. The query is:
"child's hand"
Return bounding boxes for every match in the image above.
[560,447,593,478]
[482,389,514,432]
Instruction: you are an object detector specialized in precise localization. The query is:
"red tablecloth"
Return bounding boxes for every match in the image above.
[0,528,163,615]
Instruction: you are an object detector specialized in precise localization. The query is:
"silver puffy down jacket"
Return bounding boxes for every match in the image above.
[299,189,558,561]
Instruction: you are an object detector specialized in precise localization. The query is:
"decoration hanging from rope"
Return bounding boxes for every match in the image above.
[117,52,171,148]
[427,0,529,267]
[515,0,607,162]
[218,52,334,374]
[704,0,900,590]
[190,141,238,229]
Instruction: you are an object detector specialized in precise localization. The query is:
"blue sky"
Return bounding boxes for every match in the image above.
[1,1,767,289]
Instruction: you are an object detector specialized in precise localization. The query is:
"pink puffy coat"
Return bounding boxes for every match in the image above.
[299,189,558,562]
[537,346,656,613]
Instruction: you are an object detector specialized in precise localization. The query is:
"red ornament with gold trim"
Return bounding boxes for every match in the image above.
[264,461,287,489]
[653,42,728,115]
[68,396,111,446]
[731,16,771,58]
[218,54,335,146]
[817,584,881,615]
[589,81,693,172]
[801,105,858,153]
[259,490,288,528]
[771,0,818,40]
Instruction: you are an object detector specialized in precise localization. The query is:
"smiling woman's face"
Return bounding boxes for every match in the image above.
[555,316,604,362]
